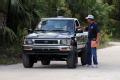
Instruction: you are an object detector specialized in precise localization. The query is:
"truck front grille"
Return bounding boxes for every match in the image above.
[33,49,59,53]
[34,40,58,44]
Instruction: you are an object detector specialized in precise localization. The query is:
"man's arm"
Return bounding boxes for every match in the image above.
[95,24,100,43]
[96,33,100,43]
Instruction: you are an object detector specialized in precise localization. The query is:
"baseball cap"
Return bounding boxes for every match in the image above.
[85,15,94,19]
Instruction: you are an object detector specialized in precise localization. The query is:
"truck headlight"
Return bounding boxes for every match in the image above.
[24,39,34,45]
[60,39,71,45]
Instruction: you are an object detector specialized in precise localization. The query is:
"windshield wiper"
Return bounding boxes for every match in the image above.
[35,29,70,33]
[50,30,68,32]
[34,30,47,32]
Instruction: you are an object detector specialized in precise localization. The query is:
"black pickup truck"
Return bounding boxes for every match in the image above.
[22,17,88,68]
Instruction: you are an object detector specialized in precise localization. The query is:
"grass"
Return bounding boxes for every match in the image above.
[99,42,113,49]
[0,57,21,65]
[0,46,22,65]
[110,38,120,42]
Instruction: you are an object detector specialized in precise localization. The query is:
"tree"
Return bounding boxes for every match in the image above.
[66,0,96,20]
[0,0,16,47]
[103,0,113,5]
[103,0,120,38]
[112,0,120,21]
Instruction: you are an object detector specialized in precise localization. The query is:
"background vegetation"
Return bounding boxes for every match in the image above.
[0,0,120,64]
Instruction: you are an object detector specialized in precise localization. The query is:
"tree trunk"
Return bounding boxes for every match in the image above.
[0,13,6,28]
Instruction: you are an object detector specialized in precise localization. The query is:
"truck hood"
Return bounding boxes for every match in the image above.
[26,32,74,39]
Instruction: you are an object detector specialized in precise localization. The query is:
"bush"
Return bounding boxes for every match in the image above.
[0,46,22,64]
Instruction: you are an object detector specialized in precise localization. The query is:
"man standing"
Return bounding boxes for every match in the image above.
[85,15,100,67]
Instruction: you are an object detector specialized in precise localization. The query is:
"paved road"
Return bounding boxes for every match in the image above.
[0,42,120,80]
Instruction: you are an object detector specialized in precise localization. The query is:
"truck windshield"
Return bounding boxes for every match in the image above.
[36,20,74,33]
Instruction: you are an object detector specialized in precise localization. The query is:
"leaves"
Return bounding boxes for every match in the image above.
[0,26,16,47]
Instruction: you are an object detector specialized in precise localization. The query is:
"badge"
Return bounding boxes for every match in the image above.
[91,26,94,29]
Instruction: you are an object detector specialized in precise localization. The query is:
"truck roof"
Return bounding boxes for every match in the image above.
[41,17,78,21]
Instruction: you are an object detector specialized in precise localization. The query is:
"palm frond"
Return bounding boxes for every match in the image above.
[0,26,16,47]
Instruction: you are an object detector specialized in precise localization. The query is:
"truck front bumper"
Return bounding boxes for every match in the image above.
[23,45,72,55]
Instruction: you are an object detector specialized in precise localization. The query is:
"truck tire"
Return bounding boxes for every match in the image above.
[22,54,34,68]
[67,47,78,68]
[41,60,50,65]
[81,46,87,65]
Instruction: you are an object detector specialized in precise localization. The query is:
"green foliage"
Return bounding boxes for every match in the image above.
[6,0,41,32]
[0,27,16,47]
[0,46,21,64]
[103,0,120,38]
[103,0,113,5]
[112,0,120,21]
[66,0,97,19]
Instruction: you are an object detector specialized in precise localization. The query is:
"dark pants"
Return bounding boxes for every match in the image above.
[86,40,98,65]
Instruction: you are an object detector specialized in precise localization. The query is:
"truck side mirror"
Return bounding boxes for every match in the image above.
[75,29,83,33]
[28,29,33,33]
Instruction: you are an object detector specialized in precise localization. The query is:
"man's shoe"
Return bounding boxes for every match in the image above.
[92,65,98,68]
[87,65,92,68]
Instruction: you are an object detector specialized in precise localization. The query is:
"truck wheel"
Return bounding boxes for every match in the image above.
[81,47,87,65]
[22,54,34,68]
[67,47,78,69]
[41,60,50,65]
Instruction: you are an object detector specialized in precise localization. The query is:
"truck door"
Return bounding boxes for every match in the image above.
[75,20,88,50]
